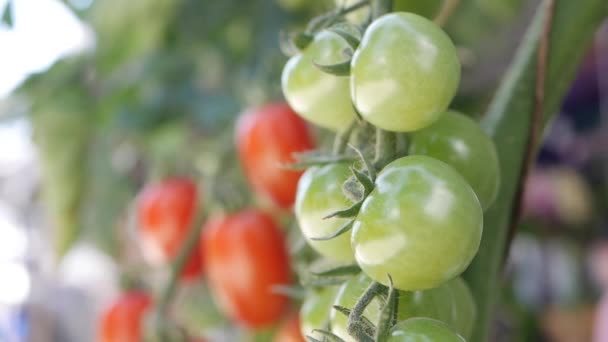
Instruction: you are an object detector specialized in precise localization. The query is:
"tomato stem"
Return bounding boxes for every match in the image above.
[373,128,397,170]
[433,0,461,27]
[371,0,392,19]
[347,281,386,341]
[332,120,357,155]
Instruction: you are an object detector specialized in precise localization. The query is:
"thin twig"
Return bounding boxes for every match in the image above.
[504,0,555,261]
[433,0,460,27]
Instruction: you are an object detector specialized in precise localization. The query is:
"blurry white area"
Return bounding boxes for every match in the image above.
[0,204,27,261]
[0,262,30,305]
[0,0,94,98]
[58,243,119,311]
[0,118,34,176]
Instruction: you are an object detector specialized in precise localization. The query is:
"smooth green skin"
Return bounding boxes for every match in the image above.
[295,164,355,262]
[388,318,466,342]
[350,13,460,132]
[352,156,483,290]
[300,286,338,338]
[329,275,475,341]
[281,30,357,131]
[339,0,442,23]
[409,111,500,210]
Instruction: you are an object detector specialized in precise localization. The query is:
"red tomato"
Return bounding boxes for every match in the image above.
[274,313,306,342]
[137,178,203,280]
[98,291,152,342]
[236,102,315,209]
[201,209,291,327]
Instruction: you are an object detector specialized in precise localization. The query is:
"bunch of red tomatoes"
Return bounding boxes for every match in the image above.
[98,7,501,342]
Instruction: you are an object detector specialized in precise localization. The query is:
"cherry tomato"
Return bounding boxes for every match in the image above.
[137,178,202,281]
[330,275,475,341]
[409,111,500,210]
[282,30,357,131]
[201,209,291,328]
[295,164,355,261]
[300,286,339,338]
[350,13,460,132]
[388,318,465,342]
[352,156,482,290]
[274,313,306,342]
[98,291,152,342]
[236,103,315,209]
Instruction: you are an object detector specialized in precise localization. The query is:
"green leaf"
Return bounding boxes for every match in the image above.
[313,60,351,76]
[350,167,374,195]
[311,219,355,241]
[464,1,608,342]
[311,330,347,342]
[311,263,361,277]
[322,201,362,220]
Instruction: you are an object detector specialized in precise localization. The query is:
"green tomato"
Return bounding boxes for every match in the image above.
[282,30,357,131]
[388,318,465,342]
[295,164,355,262]
[409,111,500,210]
[300,286,338,338]
[330,275,475,341]
[352,155,482,290]
[336,0,442,23]
[350,13,460,132]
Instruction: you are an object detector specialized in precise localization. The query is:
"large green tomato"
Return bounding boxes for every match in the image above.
[352,155,482,290]
[329,275,475,341]
[409,111,500,210]
[300,286,338,338]
[282,30,357,131]
[295,164,355,262]
[388,318,465,342]
[350,13,460,132]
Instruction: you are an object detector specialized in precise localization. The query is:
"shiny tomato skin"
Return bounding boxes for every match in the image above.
[137,178,202,281]
[201,209,291,328]
[98,291,152,342]
[388,318,465,342]
[236,103,315,209]
[274,313,306,342]
[350,13,460,132]
[409,111,500,210]
[352,156,483,290]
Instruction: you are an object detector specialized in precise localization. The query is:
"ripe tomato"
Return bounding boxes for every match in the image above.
[274,313,306,342]
[281,30,357,131]
[388,318,465,342]
[300,286,339,339]
[330,275,475,341]
[201,209,291,328]
[137,178,202,281]
[98,291,152,342]
[350,13,460,132]
[295,164,355,262]
[409,111,500,210]
[236,103,315,209]
[352,156,482,290]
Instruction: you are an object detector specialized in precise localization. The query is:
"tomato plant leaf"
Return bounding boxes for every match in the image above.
[464,1,608,341]
[313,60,352,76]
[322,202,362,220]
[311,263,361,277]
[311,219,355,240]
[311,329,347,342]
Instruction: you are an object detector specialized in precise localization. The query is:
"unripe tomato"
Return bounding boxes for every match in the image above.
[409,111,500,210]
[352,156,482,290]
[274,313,306,342]
[300,286,339,338]
[236,103,315,209]
[137,178,203,281]
[98,291,152,342]
[337,0,442,23]
[351,13,460,132]
[281,30,357,131]
[201,209,291,328]
[388,318,465,342]
[295,164,355,262]
[330,275,475,341]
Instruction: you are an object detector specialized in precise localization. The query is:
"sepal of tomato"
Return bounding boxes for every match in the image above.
[201,209,291,328]
[236,103,315,209]
[137,178,203,281]
[98,291,152,342]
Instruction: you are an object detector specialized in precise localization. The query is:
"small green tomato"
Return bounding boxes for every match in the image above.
[388,318,466,342]
[300,286,339,338]
[352,155,483,290]
[350,12,460,132]
[282,30,357,131]
[295,164,355,262]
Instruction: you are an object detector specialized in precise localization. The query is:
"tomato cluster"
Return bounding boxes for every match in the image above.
[282,8,500,342]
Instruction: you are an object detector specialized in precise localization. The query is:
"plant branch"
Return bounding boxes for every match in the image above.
[433,0,460,27]
[373,128,396,170]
